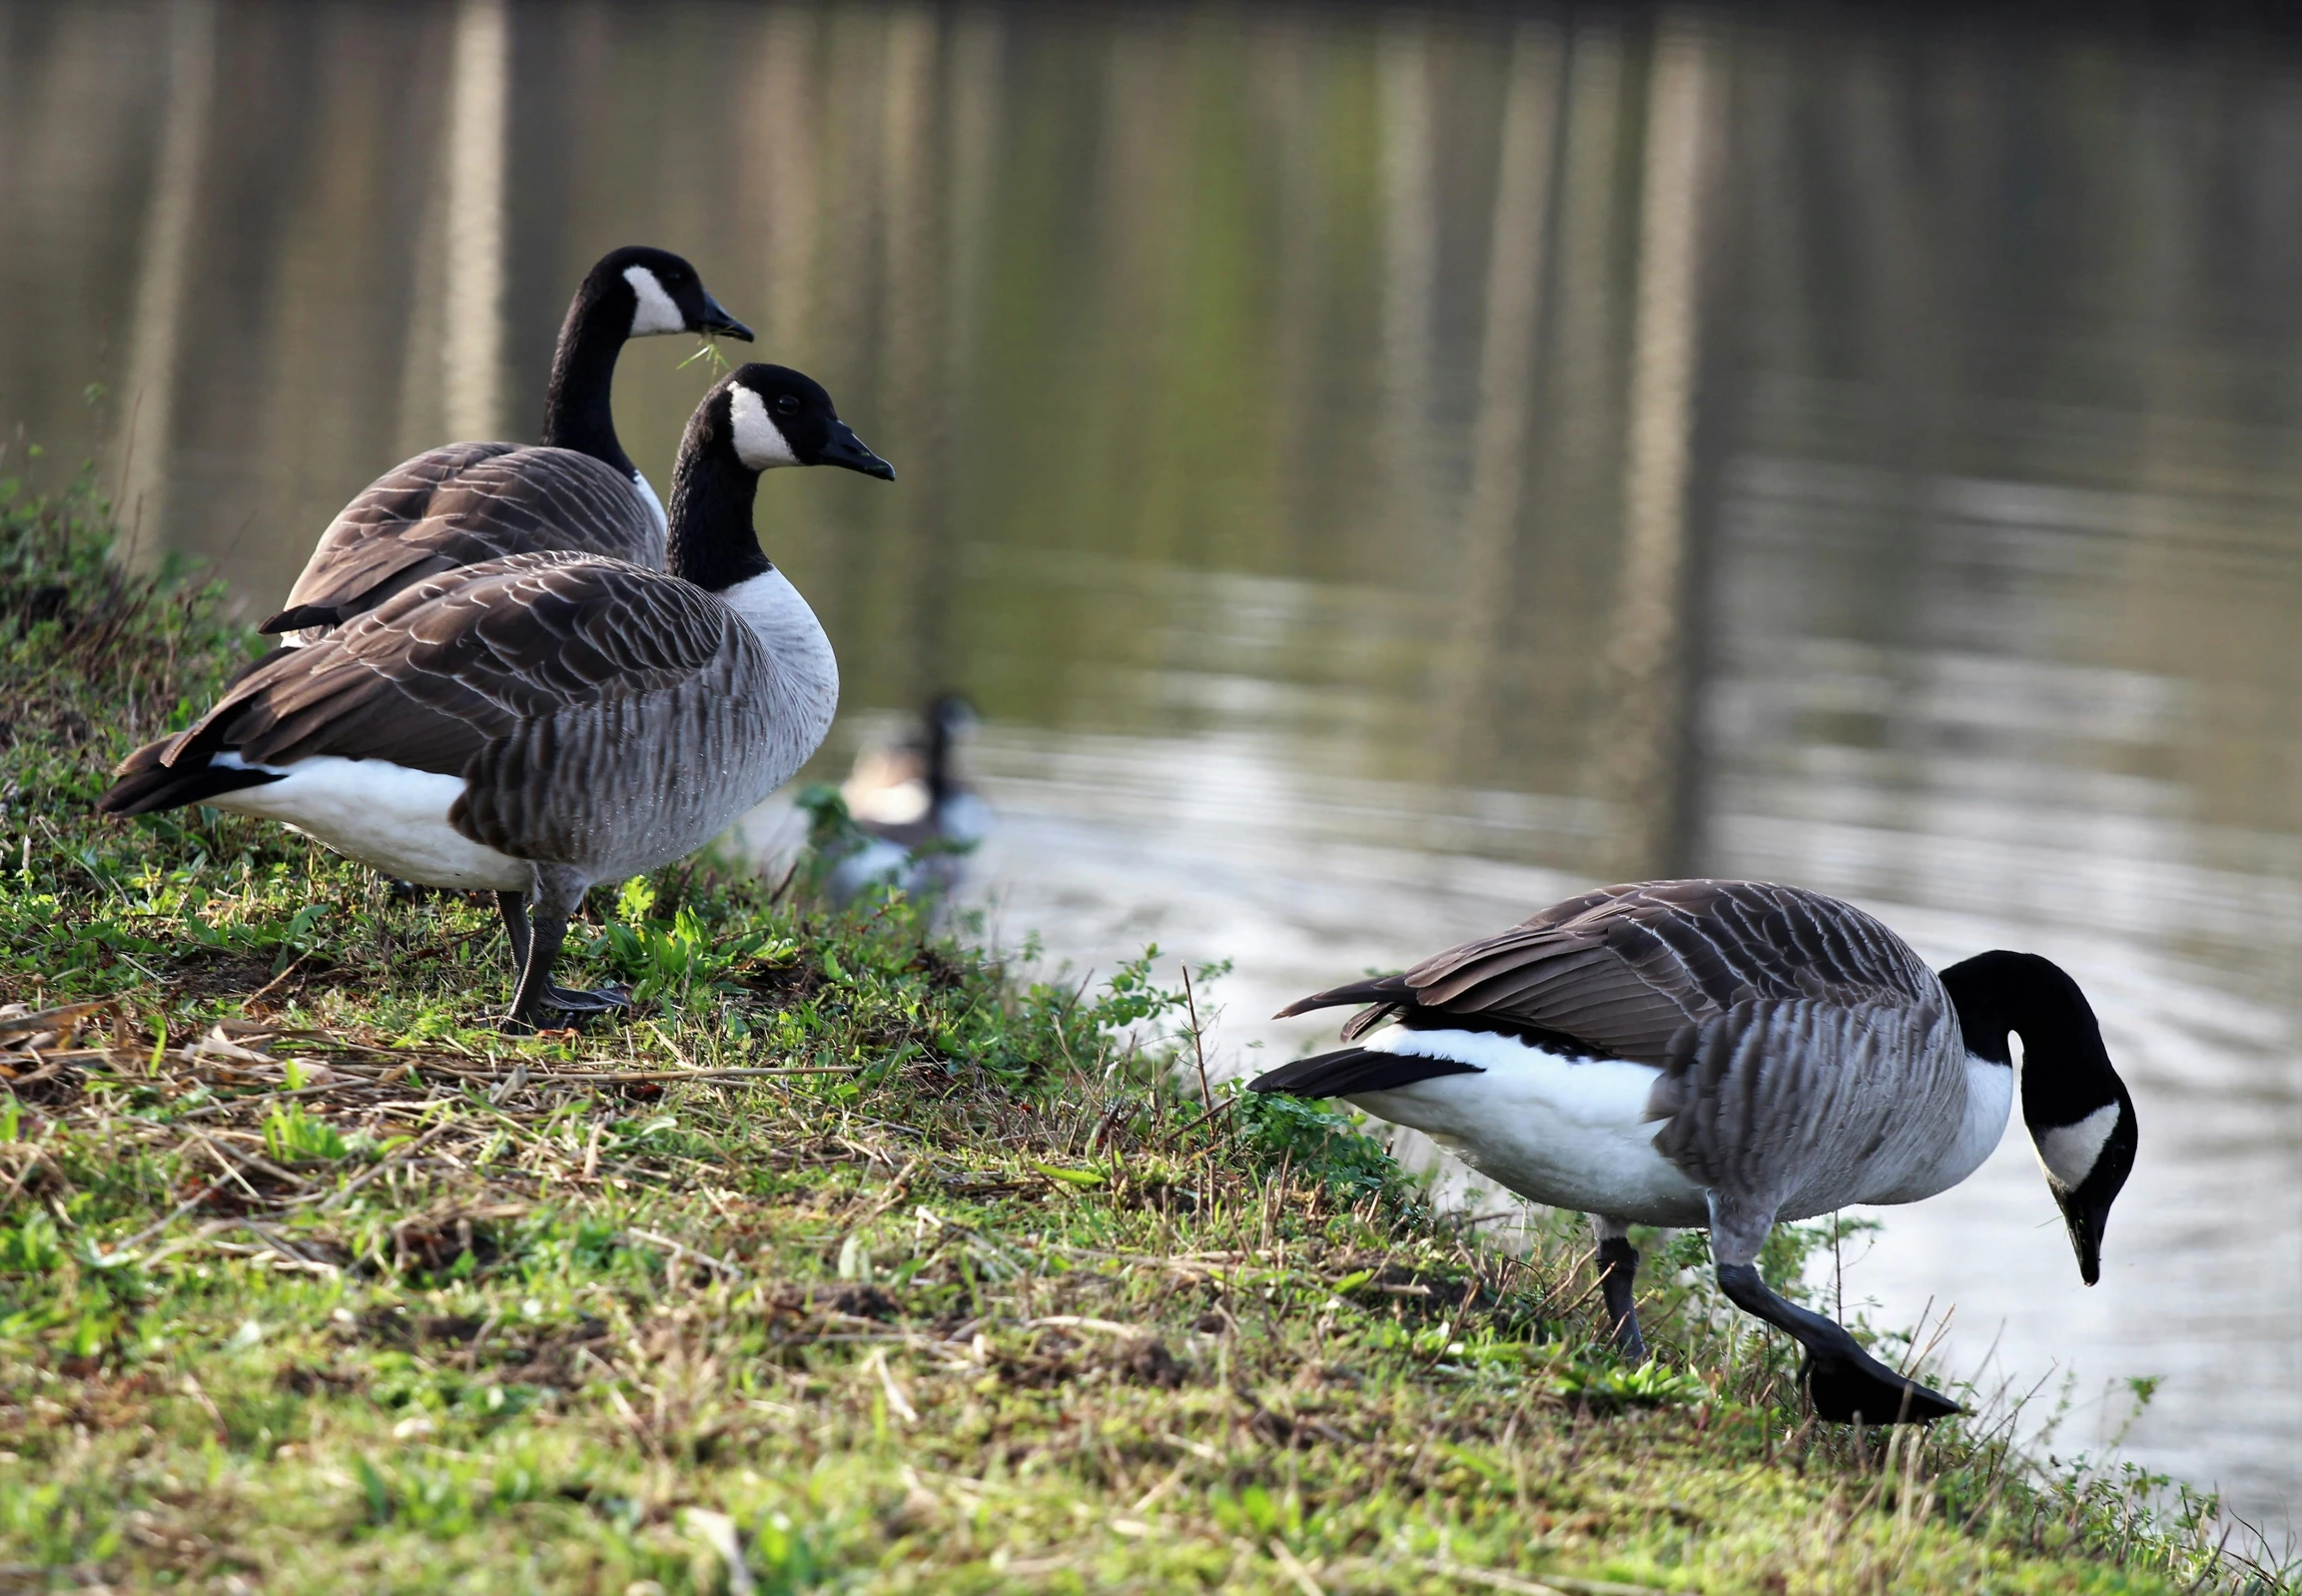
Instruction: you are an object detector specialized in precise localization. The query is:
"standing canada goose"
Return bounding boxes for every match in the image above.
[825,694,991,904]
[1251,879,2137,1425]
[101,365,893,1028]
[261,246,753,639]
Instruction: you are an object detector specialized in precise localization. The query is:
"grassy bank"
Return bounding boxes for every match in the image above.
[0,461,2280,1594]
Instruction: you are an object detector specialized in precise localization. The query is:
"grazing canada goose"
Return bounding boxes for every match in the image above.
[262,246,753,639]
[1251,879,2137,1425]
[826,694,991,904]
[101,365,892,1028]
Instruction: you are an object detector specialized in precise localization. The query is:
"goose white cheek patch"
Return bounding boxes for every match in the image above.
[2035,1101,2120,1189]
[729,386,800,469]
[625,265,686,337]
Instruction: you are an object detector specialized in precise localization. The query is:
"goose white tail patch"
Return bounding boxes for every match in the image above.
[848,777,931,827]
[625,265,685,337]
[729,385,800,470]
[205,753,530,891]
[2035,1101,2121,1190]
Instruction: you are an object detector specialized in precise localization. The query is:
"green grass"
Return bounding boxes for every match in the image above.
[0,459,2286,1593]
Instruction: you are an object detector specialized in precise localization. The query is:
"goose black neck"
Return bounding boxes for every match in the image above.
[926,713,955,805]
[538,276,636,477]
[665,400,769,593]
[1939,950,2121,1127]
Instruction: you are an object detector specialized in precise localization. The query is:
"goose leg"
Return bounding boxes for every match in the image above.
[502,868,629,1030]
[1590,1213,1648,1360]
[1709,1194,1959,1425]
[495,890,532,978]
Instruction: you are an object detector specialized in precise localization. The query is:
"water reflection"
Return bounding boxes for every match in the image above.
[2,0,2297,1527]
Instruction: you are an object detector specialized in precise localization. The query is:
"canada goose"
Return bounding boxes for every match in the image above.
[261,246,752,639]
[825,694,990,904]
[101,365,892,1028]
[1250,879,2137,1425]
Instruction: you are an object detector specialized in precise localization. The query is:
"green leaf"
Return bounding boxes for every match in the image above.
[355,1456,391,1526]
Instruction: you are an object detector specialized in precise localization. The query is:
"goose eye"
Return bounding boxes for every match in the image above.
[772,395,801,416]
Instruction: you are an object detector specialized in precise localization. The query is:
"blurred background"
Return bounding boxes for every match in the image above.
[2,0,2297,1531]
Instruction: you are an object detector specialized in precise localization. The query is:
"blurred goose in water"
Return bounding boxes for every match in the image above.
[824,694,990,905]
[102,365,892,1029]
[1251,879,2137,1425]
[263,246,752,641]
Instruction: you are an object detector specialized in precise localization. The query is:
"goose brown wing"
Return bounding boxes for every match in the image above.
[167,552,757,855]
[263,443,661,632]
[1279,881,1937,1066]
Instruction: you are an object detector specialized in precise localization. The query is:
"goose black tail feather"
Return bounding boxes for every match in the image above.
[1271,974,1412,1020]
[257,603,341,634]
[1248,1046,1483,1099]
[98,741,282,817]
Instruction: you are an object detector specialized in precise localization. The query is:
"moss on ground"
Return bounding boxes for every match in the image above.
[0,462,2284,1592]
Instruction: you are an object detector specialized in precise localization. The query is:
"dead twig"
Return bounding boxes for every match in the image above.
[622,1226,744,1278]
[244,953,314,1006]
[0,1000,117,1040]
[313,1120,456,1211]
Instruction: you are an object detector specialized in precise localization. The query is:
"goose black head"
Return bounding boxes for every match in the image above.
[546,248,754,470]
[590,245,753,342]
[1938,950,2137,1286]
[667,367,894,592]
[722,365,895,480]
[927,694,978,739]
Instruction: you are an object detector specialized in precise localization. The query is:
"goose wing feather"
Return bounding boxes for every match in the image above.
[264,444,661,631]
[167,551,772,861]
[1285,881,1936,1064]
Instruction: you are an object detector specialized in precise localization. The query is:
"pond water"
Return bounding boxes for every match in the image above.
[3,0,2297,1531]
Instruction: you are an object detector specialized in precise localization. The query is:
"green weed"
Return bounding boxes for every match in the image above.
[262,1103,351,1164]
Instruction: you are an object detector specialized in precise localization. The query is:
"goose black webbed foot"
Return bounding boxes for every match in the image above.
[499,881,628,1033]
[501,976,632,1033]
[498,988,632,1035]
[1716,1262,1961,1425]
[1803,1343,1962,1426]
[539,982,631,1016]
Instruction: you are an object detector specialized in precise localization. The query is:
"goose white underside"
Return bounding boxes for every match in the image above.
[207,754,532,892]
[1346,1027,2014,1227]
[829,837,918,899]
[939,792,994,846]
[1349,1028,1710,1224]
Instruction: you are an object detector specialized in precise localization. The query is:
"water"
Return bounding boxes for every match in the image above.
[4,0,2298,1529]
